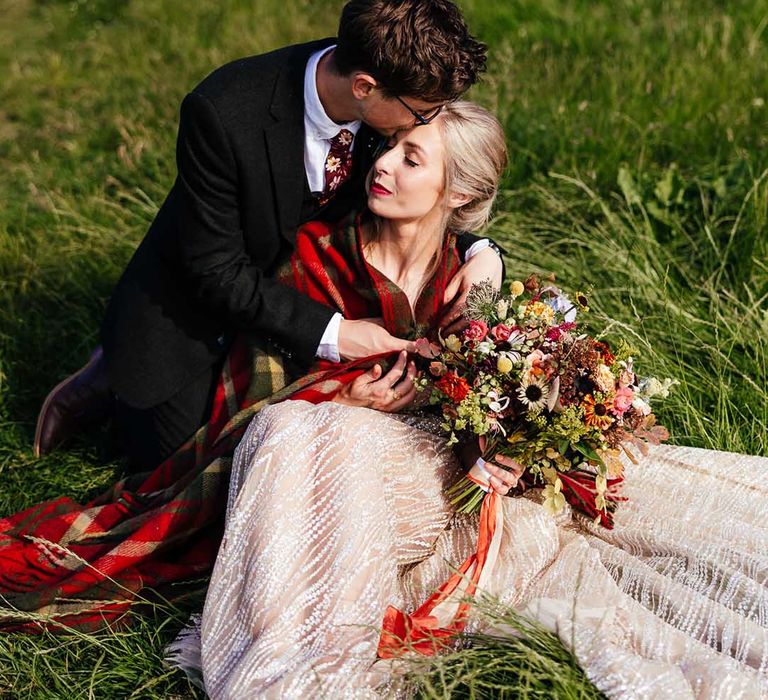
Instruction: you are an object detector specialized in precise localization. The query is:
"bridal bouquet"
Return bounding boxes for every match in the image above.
[415,275,675,528]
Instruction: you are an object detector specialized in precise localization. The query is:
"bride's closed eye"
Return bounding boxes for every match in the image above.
[404,154,419,167]
[380,138,419,167]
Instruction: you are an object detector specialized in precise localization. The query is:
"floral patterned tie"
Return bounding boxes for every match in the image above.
[319,128,354,205]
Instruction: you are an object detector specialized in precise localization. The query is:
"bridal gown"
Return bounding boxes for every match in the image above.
[173,398,768,699]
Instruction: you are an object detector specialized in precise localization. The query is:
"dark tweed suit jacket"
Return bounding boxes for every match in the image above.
[101,39,484,409]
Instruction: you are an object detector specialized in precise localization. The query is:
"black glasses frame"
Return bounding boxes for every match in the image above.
[395,96,444,126]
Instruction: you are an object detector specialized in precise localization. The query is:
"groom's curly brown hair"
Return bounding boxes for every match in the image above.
[333,0,487,102]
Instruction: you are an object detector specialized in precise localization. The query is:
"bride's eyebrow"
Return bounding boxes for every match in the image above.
[402,141,425,155]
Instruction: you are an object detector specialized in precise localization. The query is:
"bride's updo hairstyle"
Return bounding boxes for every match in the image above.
[439,101,508,233]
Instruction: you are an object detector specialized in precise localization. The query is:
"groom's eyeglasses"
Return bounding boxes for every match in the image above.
[395,96,443,126]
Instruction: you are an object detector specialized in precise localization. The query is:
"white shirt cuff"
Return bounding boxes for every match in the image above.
[464,239,492,260]
[315,312,342,362]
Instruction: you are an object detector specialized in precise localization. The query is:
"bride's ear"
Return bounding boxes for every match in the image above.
[447,191,472,209]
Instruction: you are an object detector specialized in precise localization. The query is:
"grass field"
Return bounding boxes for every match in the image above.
[0,0,766,696]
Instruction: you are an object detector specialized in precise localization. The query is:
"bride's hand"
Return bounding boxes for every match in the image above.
[332,350,416,412]
[483,455,525,496]
[461,435,525,496]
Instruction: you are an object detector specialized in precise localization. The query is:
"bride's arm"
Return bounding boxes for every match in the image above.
[439,245,505,335]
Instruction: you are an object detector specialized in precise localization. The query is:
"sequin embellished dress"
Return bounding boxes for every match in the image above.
[171,398,768,699]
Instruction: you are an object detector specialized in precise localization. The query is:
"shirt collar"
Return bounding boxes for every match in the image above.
[304,45,361,141]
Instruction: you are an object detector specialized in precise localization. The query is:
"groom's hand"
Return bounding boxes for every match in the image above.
[338,318,416,361]
[440,246,504,335]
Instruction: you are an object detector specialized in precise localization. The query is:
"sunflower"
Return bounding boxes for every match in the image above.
[575,291,590,311]
[517,374,550,411]
[583,393,614,429]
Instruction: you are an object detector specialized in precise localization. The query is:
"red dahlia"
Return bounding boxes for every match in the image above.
[436,372,471,403]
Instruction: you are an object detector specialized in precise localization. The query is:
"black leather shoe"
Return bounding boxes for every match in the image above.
[33,346,113,456]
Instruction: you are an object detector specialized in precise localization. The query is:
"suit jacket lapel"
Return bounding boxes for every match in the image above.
[264,40,382,243]
[265,120,304,245]
[265,39,333,245]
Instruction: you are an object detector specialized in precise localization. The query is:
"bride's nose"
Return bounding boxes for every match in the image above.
[374,146,396,173]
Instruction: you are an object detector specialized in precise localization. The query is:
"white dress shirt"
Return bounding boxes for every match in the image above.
[304,47,495,362]
[303,45,362,194]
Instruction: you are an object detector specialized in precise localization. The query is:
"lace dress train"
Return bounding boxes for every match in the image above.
[175,399,768,699]
[198,400,463,698]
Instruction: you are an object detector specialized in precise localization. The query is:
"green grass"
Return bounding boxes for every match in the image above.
[406,597,606,699]
[0,0,766,696]
[0,603,203,699]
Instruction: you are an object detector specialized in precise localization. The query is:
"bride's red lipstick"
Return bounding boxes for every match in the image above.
[370,182,392,196]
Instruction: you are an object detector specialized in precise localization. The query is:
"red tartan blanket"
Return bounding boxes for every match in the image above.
[0,213,459,632]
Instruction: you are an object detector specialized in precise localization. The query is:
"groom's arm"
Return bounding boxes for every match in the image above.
[175,92,413,367]
[175,91,343,367]
[322,242,505,361]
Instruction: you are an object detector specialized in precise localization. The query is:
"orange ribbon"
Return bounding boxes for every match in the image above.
[377,476,501,658]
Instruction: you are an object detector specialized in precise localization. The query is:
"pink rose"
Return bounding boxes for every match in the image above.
[463,320,489,342]
[612,387,634,415]
[525,349,544,365]
[525,349,552,378]
[490,323,512,342]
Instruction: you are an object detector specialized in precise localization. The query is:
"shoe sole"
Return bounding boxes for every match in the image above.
[33,350,102,458]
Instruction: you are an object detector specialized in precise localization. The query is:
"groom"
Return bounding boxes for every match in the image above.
[35,0,505,470]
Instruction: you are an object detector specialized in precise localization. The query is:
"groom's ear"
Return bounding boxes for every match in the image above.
[351,73,378,101]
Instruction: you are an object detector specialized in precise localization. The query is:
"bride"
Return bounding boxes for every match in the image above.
[165,100,768,699]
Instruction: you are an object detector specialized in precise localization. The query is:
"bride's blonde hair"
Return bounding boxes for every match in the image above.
[365,102,507,293]
[439,100,508,233]
[367,101,507,234]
